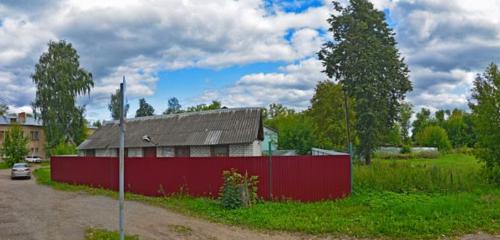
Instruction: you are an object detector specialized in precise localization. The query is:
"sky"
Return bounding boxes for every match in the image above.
[1,0,500,122]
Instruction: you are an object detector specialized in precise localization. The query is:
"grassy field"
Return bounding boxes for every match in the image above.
[34,153,499,239]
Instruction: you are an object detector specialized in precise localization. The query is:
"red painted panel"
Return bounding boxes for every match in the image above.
[51,155,350,202]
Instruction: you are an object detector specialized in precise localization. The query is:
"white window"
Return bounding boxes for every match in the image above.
[157,147,174,157]
[127,148,143,157]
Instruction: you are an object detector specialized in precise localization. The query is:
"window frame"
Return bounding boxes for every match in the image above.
[210,145,229,157]
[175,146,190,157]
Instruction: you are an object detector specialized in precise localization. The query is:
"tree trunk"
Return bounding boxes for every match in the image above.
[365,153,372,165]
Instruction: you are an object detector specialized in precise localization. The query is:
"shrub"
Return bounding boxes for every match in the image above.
[219,169,259,209]
[400,145,412,154]
[50,142,77,156]
[415,125,452,152]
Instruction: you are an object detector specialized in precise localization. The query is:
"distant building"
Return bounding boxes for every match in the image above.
[77,108,264,157]
[261,126,278,152]
[0,112,46,159]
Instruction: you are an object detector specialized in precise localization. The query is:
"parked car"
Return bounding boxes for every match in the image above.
[11,163,31,179]
[25,155,42,163]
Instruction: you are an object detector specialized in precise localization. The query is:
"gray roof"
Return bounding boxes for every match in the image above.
[0,115,43,126]
[78,108,264,150]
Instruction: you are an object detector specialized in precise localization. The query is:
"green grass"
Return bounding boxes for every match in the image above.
[34,154,500,239]
[0,161,9,169]
[85,228,138,240]
[354,153,488,193]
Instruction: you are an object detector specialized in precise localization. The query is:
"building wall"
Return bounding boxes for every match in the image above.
[0,125,46,159]
[190,146,211,157]
[229,141,262,156]
[261,127,278,152]
[81,141,263,158]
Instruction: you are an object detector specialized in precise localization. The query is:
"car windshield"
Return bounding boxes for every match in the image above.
[13,163,28,168]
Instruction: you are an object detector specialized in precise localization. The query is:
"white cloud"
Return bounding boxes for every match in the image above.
[198,58,325,109]
[0,0,330,118]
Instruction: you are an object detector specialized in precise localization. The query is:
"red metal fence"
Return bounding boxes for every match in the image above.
[50,155,351,201]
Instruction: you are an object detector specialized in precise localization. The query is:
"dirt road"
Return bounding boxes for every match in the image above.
[0,169,497,240]
[0,169,335,240]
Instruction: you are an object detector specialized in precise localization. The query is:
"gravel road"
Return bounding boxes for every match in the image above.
[0,168,497,240]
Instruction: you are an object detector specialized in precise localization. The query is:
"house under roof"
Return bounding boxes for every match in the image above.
[78,107,264,157]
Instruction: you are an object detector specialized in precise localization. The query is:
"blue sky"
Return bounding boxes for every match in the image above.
[1,0,500,121]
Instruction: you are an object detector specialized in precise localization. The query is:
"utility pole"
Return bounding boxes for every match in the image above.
[119,77,126,240]
[343,88,353,194]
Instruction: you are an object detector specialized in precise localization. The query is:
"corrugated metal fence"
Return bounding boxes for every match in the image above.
[50,155,351,201]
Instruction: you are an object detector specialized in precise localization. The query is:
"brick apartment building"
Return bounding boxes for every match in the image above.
[0,112,46,159]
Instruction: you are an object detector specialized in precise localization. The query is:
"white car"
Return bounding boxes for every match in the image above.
[25,155,42,163]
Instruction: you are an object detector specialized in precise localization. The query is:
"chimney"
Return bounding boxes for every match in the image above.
[18,112,26,123]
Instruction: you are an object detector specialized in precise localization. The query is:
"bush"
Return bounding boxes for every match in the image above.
[219,169,259,209]
[415,125,452,152]
[400,145,412,154]
[50,142,77,156]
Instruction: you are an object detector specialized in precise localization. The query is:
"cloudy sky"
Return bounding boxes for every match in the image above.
[1,0,500,121]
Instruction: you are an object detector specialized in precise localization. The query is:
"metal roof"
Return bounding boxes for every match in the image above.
[0,115,43,127]
[78,107,264,150]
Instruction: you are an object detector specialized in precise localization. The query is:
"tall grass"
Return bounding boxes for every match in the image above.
[354,158,488,193]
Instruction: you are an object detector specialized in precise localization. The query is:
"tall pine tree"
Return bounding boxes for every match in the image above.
[319,0,412,163]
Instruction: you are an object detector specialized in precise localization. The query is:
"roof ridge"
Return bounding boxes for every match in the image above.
[104,107,262,124]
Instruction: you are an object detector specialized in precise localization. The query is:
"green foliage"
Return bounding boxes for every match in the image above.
[1,124,29,167]
[186,100,222,112]
[400,145,412,154]
[412,108,433,141]
[32,40,93,151]
[50,142,77,156]
[219,169,259,209]
[442,109,475,148]
[92,120,102,128]
[135,98,155,117]
[309,81,355,150]
[266,103,295,119]
[266,113,314,155]
[319,0,412,164]
[416,126,452,152]
[0,104,8,116]
[470,63,500,185]
[163,97,182,114]
[108,88,129,120]
[380,124,403,146]
[399,102,413,144]
[85,228,139,240]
